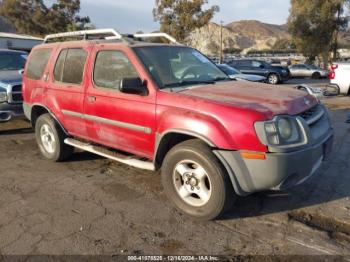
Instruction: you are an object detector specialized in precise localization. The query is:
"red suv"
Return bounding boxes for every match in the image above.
[22,29,333,220]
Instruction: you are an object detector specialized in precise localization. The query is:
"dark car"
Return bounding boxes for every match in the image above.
[228,59,290,85]
[0,49,27,122]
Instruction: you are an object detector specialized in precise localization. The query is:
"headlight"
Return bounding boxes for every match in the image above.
[0,92,7,103]
[255,116,306,149]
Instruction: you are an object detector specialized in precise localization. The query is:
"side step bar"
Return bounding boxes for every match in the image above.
[64,138,155,171]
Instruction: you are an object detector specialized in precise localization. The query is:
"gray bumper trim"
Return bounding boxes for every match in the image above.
[214,132,333,196]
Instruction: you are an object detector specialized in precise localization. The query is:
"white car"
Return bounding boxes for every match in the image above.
[289,64,329,79]
[329,62,350,95]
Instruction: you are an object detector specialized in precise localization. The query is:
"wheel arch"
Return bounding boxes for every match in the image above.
[155,130,245,197]
[30,104,68,135]
[154,130,216,170]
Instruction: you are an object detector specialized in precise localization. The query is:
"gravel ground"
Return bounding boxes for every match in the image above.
[0,80,349,257]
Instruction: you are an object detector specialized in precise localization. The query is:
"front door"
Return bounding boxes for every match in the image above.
[84,47,156,159]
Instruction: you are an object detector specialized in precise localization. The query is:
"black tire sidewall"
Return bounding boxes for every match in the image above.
[35,114,62,161]
[312,72,321,79]
[161,142,231,220]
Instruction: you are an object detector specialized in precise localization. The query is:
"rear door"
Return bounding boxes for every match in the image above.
[237,60,259,75]
[249,60,269,76]
[45,46,90,138]
[84,46,156,159]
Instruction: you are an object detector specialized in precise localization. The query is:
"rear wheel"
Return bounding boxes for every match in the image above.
[267,74,279,85]
[312,72,321,79]
[161,139,235,220]
[35,114,73,162]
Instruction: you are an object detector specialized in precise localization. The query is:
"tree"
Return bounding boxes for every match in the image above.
[272,38,295,50]
[331,1,349,59]
[153,0,219,42]
[288,0,349,63]
[0,0,92,36]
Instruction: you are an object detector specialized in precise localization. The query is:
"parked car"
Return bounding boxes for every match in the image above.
[329,62,350,95]
[228,59,290,85]
[288,64,328,79]
[347,112,350,123]
[0,49,27,122]
[217,64,266,82]
[23,29,333,220]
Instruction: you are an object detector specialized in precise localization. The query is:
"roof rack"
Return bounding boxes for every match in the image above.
[44,28,180,45]
[44,29,122,43]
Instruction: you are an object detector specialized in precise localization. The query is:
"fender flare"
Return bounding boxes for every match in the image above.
[29,103,68,135]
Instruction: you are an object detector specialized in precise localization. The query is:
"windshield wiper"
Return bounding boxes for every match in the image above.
[163,80,216,88]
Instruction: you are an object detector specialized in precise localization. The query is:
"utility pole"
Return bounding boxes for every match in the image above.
[220,21,224,64]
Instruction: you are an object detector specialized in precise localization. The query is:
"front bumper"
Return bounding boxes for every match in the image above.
[215,133,333,196]
[0,102,24,122]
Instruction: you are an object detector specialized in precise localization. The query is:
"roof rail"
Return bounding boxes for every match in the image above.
[44,28,180,45]
[44,28,122,43]
[133,33,179,44]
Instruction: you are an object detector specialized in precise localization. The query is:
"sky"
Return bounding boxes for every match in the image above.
[79,0,291,33]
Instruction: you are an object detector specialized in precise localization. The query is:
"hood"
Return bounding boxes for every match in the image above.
[231,74,266,82]
[180,81,318,119]
[0,70,23,85]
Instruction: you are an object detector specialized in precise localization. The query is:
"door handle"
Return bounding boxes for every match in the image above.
[87,96,96,102]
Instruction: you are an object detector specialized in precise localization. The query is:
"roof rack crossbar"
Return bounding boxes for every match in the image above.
[44,29,180,45]
[44,28,122,43]
[133,33,179,44]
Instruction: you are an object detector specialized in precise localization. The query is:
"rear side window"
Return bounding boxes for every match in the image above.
[93,51,139,90]
[54,48,87,85]
[26,49,52,80]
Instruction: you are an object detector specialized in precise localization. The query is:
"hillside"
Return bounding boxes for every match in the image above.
[186,20,290,55]
[187,19,350,55]
[226,20,289,39]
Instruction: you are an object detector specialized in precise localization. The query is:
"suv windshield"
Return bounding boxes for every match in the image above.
[0,52,27,70]
[133,46,229,89]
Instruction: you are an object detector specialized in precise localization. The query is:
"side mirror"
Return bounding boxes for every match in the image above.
[120,77,148,96]
[259,65,265,69]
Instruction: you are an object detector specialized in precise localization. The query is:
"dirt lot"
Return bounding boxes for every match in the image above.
[0,80,349,256]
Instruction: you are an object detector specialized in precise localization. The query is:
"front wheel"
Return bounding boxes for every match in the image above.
[267,73,279,85]
[161,139,235,220]
[35,113,73,162]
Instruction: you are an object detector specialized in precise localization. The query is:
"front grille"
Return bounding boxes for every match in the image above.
[298,104,324,126]
[9,85,23,103]
[11,85,22,92]
[11,93,23,102]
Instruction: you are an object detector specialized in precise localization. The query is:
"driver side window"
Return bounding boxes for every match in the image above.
[93,50,139,90]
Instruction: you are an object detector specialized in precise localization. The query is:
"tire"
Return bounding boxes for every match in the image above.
[267,73,279,85]
[312,72,321,79]
[35,113,73,162]
[161,139,235,220]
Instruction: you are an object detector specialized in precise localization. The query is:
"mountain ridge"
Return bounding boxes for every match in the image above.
[187,19,350,55]
[186,20,291,55]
